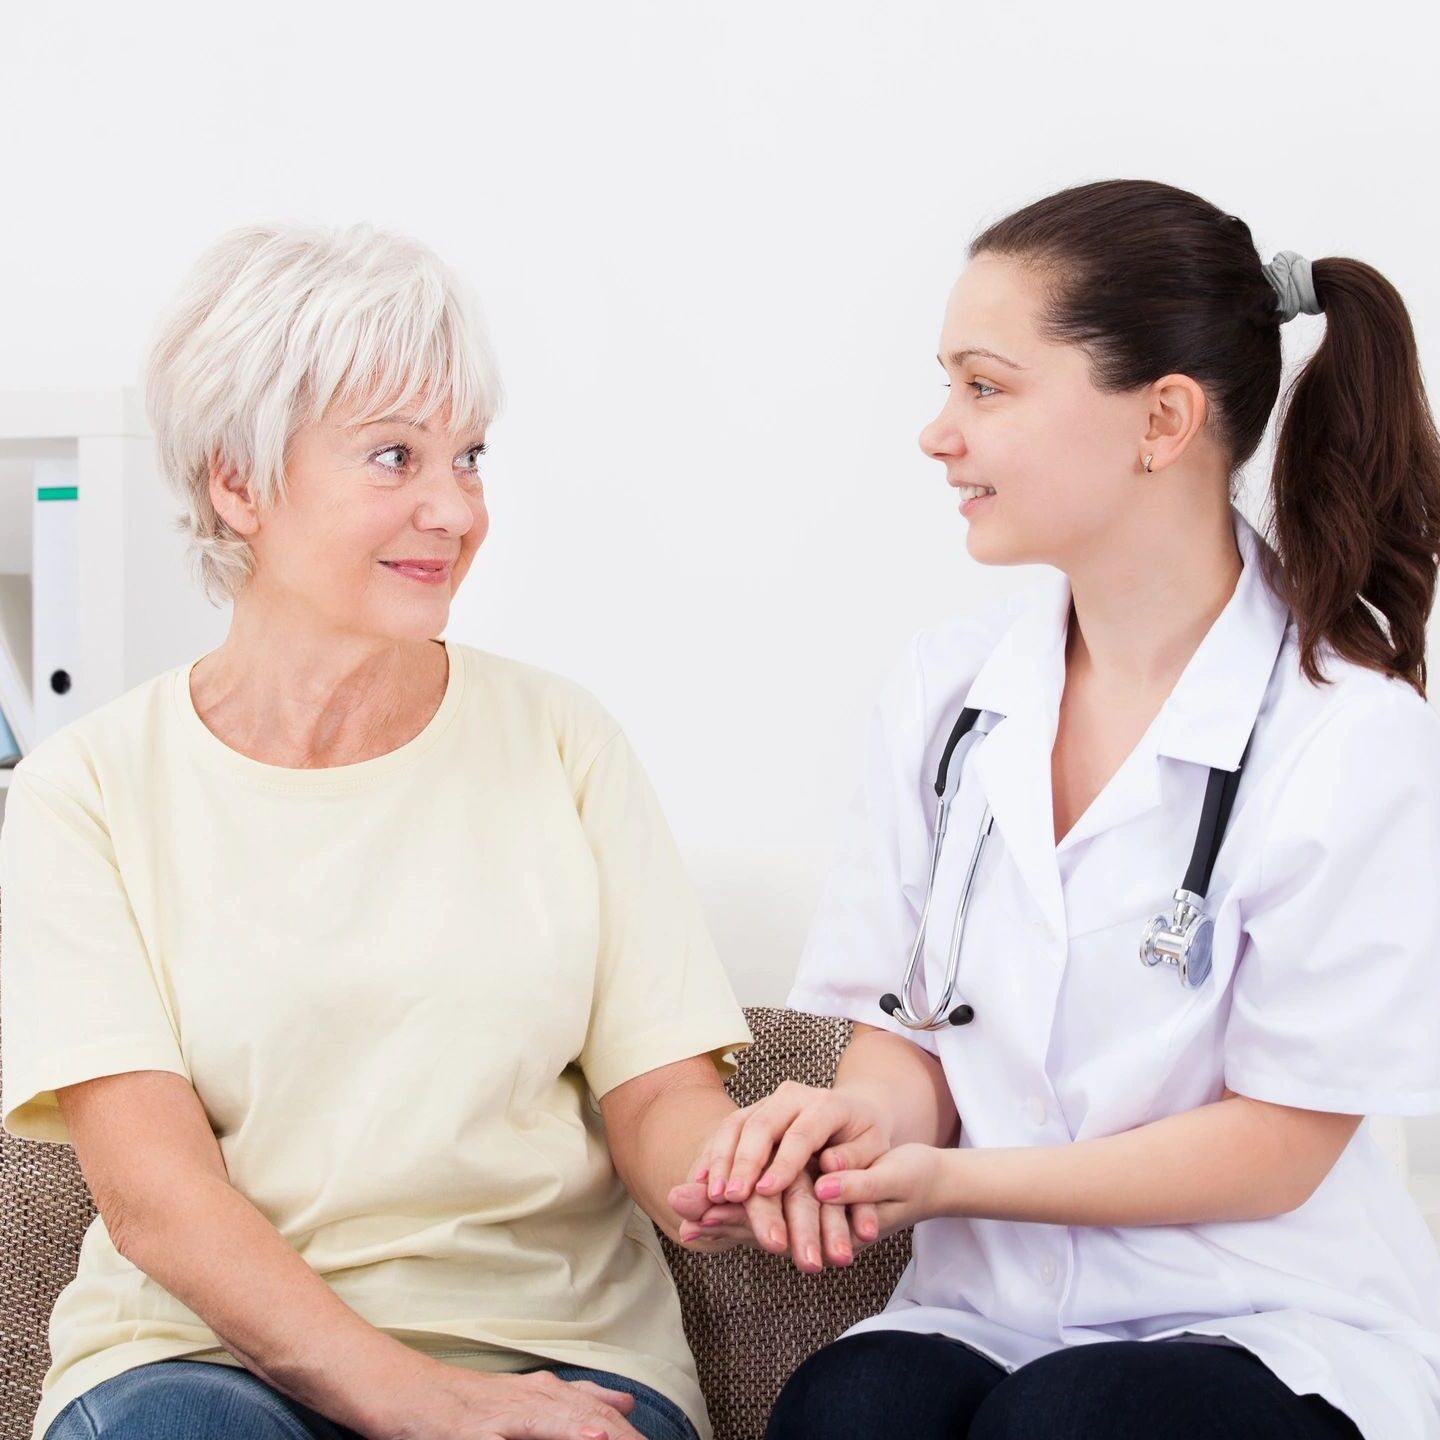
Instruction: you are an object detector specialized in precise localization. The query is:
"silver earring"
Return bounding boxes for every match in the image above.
[1142,453,1154,473]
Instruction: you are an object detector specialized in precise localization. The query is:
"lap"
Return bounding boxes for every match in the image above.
[765,1329,1008,1438]
[766,1331,1364,1440]
[43,1359,358,1439]
[43,1356,698,1440]
[971,1339,1364,1439]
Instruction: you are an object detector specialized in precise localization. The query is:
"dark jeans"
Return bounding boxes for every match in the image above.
[44,1355,699,1440]
[765,1331,1365,1440]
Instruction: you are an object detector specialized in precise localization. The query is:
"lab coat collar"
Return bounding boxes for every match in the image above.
[954,505,1292,935]
[960,504,1291,770]
[1151,507,1292,771]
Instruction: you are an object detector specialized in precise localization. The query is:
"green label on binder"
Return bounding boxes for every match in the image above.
[37,486,78,501]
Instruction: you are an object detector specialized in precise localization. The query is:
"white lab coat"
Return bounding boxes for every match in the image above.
[788,504,1440,1439]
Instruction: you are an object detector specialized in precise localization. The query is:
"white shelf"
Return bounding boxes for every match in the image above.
[0,387,228,797]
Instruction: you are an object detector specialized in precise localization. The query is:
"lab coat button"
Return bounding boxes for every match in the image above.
[1024,1095,1047,1126]
[1039,1258,1058,1285]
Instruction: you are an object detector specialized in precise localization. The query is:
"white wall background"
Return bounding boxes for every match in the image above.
[4,1,1440,1155]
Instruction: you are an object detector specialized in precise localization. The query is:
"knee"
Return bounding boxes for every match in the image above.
[766,1333,914,1440]
[969,1342,1166,1440]
[48,1360,316,1440]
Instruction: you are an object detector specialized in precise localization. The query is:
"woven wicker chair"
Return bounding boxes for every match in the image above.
[0,939,910,1440]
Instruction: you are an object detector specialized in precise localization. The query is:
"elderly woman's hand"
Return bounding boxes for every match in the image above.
[675,1081,891,1251]
[390,1365,649,1440]
[667,1158,875,1272]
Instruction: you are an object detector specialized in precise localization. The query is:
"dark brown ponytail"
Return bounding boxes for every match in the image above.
[1268,259,1440,693]
[970,179,1440,697]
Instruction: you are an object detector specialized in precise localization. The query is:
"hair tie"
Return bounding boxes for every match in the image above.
[1263,250,1322,323]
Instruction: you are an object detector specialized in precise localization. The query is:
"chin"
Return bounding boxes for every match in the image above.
[376,609,450,641]
[964,529,1014,567]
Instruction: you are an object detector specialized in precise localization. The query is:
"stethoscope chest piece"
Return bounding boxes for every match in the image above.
[1139,887,1214,988]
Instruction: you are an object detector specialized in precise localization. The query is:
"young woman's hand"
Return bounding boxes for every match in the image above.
[668,1163,868,1271]
[684,1080,891,1226]
[811,1142,951,1238]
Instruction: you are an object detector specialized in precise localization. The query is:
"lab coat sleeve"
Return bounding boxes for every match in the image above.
[1223,685,1440,1116]
[787,636,943,1058]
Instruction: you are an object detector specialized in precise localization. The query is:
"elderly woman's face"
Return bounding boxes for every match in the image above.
[247,397,489,635]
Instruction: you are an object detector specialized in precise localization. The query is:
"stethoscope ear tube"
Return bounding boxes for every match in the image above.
[883,709,987,1030]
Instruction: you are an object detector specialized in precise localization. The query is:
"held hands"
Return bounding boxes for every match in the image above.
[665,1082,948,1269]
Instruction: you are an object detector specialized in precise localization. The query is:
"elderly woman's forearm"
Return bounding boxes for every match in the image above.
[115,1170,444,1437]
[607,1077,737,1242]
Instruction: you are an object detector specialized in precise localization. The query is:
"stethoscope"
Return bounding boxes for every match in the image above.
[880,707,1257,1031]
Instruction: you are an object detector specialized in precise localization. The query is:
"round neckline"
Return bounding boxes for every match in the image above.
[172,637,465,793]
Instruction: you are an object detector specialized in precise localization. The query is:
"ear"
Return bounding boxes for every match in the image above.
[208,453,261,537]
[1141,373,1209,471]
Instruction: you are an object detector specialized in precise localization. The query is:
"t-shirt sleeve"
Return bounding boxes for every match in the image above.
[1223,689,1440,1116]
[786,639,943,1059]
[574,728,752,1101]
[0,765,190,1144]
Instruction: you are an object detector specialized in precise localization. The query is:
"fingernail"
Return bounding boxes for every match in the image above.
[695,1166,709,1181]
[815,1179,840,1200]
[708,1179,725,1201]
[679,1226,698,1242]
[701,1215,722,1226]
[805,1245,820,1269]
[768,1225,785,1248]
[756,1170,776,1191]
[837,1248,853,1264]
[725,1179,745,1200]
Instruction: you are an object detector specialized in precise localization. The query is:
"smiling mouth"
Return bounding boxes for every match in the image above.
[380,560,451,580]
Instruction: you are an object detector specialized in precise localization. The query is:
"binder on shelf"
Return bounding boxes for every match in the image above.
[0,571,33,754]
[32,456,82,744]
[0,703,19,767]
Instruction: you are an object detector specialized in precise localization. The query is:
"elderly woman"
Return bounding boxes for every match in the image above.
[0,223,847,1440]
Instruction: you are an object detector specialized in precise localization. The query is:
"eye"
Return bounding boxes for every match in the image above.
[457,442,488,476]
[967,379,999,399]
[372,443,410,473]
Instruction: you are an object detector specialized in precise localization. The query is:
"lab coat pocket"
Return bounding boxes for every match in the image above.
[1154,897,1245,1103]
[1053,903,1241,1136]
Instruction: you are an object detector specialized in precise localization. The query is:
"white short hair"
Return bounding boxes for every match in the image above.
[142,221,504,605]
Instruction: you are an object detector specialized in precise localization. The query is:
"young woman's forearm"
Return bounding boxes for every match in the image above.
[115,1171,442,1437]
[833,1023,960,1150]
[932,1091,1360,1226]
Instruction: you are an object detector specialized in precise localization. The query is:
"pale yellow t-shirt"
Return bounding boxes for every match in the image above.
[0,638,752,1440]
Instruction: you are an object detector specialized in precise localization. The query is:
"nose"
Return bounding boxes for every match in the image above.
[416,461,482,536]
[919,400,965,472]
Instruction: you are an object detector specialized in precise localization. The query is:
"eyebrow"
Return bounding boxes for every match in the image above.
[940,348,1028,371]
[348,414,429,432]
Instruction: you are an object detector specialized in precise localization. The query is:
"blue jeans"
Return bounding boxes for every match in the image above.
[765,1331,1365,1439]
[44,1356,699,1440]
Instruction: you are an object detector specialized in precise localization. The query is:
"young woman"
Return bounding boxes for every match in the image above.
[674,179,1440,1439]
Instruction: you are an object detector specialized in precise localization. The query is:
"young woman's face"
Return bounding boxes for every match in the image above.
[920,254,1151,571]
[233,393,490,638]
